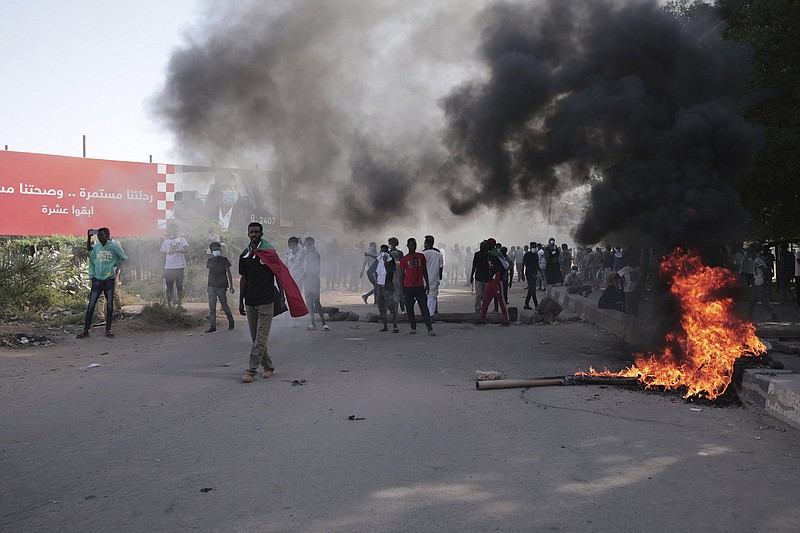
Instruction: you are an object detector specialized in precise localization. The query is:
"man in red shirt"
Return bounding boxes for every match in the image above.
[399,238,436,336]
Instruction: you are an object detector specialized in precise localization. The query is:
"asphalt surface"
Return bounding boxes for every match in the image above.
[1,284,799,532]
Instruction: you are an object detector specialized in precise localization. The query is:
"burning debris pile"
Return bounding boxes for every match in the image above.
[479,250,771,400]
[577,249,766,400]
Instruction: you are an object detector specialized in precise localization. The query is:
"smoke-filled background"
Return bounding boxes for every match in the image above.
[152,0,759,248]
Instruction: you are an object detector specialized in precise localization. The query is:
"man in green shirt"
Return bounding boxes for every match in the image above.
[77,227,128,338]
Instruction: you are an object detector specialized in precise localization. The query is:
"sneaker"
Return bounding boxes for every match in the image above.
[76,331,90,339]
[307,324,317,330]
[241,373,255,383]
[262,370,274,378]
[322,325,330,331]
[428,330,436,337]
[205,327,217,333]
[392,328,399,333]
[523,306,533,310]
[379,327,389,332]
[93,319,106,327]
[105,331,115,338]
[409,330,417,335]
[228,323,235,330]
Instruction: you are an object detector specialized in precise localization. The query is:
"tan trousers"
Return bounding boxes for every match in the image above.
[246,303,274,374]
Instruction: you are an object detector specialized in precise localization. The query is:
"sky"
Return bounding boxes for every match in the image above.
[0,0,199,164]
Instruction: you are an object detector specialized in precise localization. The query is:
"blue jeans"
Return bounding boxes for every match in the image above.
[84,278,115,332]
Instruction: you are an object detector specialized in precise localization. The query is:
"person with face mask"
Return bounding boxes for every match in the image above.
[205,241,235,333]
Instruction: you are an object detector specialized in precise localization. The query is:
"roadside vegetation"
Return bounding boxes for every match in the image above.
[0,225,267,325]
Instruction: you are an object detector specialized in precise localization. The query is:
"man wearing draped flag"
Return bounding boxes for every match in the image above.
[238,222,308,383]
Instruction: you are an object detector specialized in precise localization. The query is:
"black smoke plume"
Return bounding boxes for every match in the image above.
[152,0,759,244]
[151,0,477,229]
[441,0,759,246]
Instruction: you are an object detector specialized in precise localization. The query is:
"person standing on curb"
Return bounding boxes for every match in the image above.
[617,257,641,318]
[470,241,491,313]
[375,243,398,333]
[522,241,540,310]
[96,236,125,324]
[239,222,308,383]
[399,237,435,336]
[748,247,779,322]
[388,237,405,313]
[475,238,510,326]
[160,224,189,308]
[777,242,794,305]
[303,237,329,332]
[205,241,235,333]
[360,242,379,304]
[422,235,444,316]
[286,236,306,293]
[77,227,127,339]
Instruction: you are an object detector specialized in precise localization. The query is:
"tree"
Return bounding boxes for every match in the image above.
[719,0,800,240]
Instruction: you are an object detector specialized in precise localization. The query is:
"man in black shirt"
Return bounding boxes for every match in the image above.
[239,222,283,383]
[522,241,540,310]
[470,241,491,313]
[205,241,235,333]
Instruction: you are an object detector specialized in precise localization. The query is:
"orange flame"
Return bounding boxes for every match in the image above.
[578,249,765,399]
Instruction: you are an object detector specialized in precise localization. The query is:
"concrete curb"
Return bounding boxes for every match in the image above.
[736,369,800,429]
[546,287,658,350]
[547,287,800,431]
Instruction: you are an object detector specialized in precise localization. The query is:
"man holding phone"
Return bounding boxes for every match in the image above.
[77,227,128,338]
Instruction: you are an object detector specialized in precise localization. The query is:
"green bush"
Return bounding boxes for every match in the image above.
[138,303,201,329]
[0,236,90,318]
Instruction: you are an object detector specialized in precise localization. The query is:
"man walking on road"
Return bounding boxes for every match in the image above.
[238,222,308,383]
[205,241,235,333]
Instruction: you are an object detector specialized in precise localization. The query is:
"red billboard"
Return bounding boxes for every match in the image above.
[0,151,281,237]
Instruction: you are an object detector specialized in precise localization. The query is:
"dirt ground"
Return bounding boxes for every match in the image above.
[2,284,799,532]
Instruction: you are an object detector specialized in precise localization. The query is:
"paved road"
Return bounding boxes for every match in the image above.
[2,285,799,532]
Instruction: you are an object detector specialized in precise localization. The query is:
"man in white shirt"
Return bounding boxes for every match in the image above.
[537,243,547,291]
[748,248,779,322]
[160,225,190,307]
[422,235,444,316]
[616,259,641,317]
[375,244,398,332]
[285,236,305,292]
